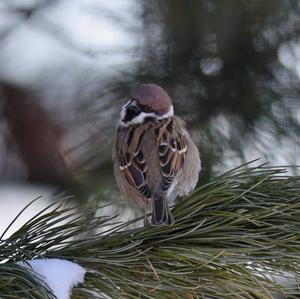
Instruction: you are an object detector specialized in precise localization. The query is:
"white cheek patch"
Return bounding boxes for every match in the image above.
[119,105,174,127]
[119,112,156,127]
[162,105,174,119]
[129,112,157,125]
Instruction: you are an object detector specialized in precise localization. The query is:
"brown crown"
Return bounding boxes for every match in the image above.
[131,83,172,115]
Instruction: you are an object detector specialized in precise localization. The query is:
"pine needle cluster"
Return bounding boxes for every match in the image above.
[0,162,300,298]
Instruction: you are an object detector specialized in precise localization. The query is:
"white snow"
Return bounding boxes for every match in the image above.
[18,258,86,299]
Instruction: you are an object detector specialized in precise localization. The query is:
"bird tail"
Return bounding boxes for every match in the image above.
[151,195,174,225]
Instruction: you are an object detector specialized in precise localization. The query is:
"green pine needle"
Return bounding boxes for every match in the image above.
[1,162,300,298]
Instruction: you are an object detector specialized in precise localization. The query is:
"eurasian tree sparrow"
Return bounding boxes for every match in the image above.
[113,84,201,225]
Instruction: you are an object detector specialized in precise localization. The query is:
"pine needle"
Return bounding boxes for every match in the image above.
[0,162,300,298]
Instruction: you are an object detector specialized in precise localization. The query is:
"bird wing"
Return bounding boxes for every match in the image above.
[116,126,152,199]
[156,118,187,193]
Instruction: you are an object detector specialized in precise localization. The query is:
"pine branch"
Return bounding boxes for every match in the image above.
[0,162,300,298]
[0,263,54,299]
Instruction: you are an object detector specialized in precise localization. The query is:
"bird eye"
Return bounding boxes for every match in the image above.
[128,105,140,114]
[139,104,153,113]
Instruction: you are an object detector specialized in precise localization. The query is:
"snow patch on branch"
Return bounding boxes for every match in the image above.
[18,258,86,299]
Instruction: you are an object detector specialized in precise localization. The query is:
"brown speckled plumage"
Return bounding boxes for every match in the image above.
[113,84,201,225]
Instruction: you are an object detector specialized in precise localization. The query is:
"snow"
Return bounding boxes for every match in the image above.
[17,258,86,299]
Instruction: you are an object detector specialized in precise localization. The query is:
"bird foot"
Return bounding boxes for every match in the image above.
[143,217,150,227]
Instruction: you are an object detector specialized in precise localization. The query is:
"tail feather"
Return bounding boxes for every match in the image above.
[151,195,174,225]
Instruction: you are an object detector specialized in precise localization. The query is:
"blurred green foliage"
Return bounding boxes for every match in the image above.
[0,0,299,203]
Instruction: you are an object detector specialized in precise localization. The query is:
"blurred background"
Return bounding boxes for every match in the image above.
[0,0,299,232]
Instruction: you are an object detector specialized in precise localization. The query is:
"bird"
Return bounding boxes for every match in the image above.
[113,83,201,226]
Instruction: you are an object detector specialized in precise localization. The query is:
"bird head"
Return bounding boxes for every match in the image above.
[119,84,174,127]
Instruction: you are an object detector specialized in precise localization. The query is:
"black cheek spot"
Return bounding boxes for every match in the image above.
[123,106,141,123]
